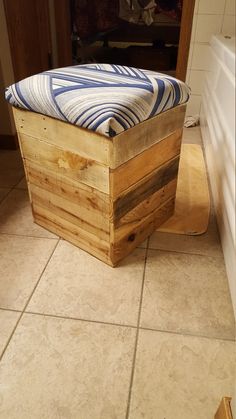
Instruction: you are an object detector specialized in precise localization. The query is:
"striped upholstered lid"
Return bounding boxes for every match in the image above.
[5,64,190,137]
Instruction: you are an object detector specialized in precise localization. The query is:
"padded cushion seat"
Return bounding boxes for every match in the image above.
[5,64,190,137]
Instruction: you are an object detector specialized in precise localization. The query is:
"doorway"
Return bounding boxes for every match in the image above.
[55,0,195,81]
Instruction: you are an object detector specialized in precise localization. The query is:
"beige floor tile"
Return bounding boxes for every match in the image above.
[0,189,10,203]
[0,151,24,188]
[140,250,235,340]
[149,215,223,257]
[182,126,202,144]
[0,313,135,419]
[15,177,27,189]
[137,239,148,249]
[129,329,236,419]
[0,189,57,238]
[0,309,21,356]
[0,235,57,310]
[28,240,146,326]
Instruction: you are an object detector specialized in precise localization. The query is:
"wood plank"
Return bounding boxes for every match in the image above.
[111,104,186,168]
[111,197,175,266]
[30,183,109,239]
[13,104,186,170]
[19,132,109,193]
[215,398,233,419]
[114,179,177,232]
[13,108,112,166]
[113,156,180,221]
[110,129,182,198]
[33,203,111,265]
[25,159,110,217]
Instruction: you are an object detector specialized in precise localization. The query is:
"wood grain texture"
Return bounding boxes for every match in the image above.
[215,398,233,419]
[30,183,109,241]
[113,156,180,221]
[13,105,185,170]
[13,108,111,166]
[20,133,109,193]
[114,179,177,231]
[13,103,186,266]
[33,203,111,265]
[110,197,175,266]
[25,160,109,216]
[110,129,182,198]
[27,167,110,233]
[111,104,186,168]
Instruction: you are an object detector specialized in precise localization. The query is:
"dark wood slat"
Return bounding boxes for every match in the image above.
[113,156,180,221]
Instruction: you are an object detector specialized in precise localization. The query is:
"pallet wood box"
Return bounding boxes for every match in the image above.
[13,103,186,266]
[215,397,233,419]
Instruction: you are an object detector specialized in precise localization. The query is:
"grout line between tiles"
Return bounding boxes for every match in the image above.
[22,240,60,312]
[220,1,228,33]
[0,307,22,314]
[0,239,59,364]
[0,232,59,240]
[0,175,25,197]
[125,238,149,419]
[139,325,236,343]
[22,309,235,343]
[0,185,16,205]
[14,175,26,188]
[147,245,224,259]
[14,177,27,190]
[24,310,138,330]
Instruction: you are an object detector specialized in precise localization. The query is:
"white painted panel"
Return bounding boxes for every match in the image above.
[222,14,236,36]
[189,69,207,94]
[198,0,226,15]
[191,44,212,70]
[200,34,236,318]
[195,14,222,43]
[225,0,236,16]
[186,94,201,116]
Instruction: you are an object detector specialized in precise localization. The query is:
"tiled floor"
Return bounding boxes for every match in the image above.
[0,127,235,419]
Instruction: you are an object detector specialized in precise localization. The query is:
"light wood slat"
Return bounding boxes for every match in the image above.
[33,203,111,265]
[111,104,186,168]
[32,195,109,242]
[113,156,179,221]
[110,129,182,198]
[13,107,112,165]
[30,183,109,237]
[215,397,233,419]
[25,160,110,217]
[20,132,109,194]
[111,197,175,265]
[13,105,185,170]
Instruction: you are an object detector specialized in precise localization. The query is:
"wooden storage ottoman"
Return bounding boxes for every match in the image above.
[6,64,189,266]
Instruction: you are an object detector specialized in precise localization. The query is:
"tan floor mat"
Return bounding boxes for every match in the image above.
[157,144,210,235]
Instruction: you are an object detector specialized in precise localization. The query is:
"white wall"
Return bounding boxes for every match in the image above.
[186,0,236,116]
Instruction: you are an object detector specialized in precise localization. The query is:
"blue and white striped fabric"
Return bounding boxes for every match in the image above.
[5,64,190,137]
